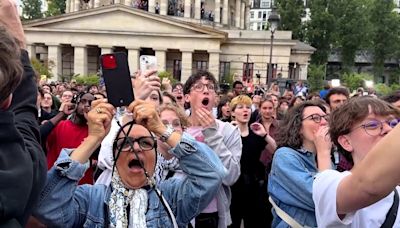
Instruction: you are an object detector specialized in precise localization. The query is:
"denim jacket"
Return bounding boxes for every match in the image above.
[34,133,226,228]
[267,147,318,228]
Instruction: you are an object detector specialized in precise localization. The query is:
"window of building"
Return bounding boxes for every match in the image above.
[173,60,181,81]
[250,11,254,18]
[194,61,208,71]
[257,22,262,30]
[242,63,254,82]
[219,62,231,82]
[262,11,267,20]
[250,22,254,30]
[258,11,262,18]
[260,0,270,8]
[262,22,266,30]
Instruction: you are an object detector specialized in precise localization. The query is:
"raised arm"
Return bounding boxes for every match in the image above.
[336,124,400,214]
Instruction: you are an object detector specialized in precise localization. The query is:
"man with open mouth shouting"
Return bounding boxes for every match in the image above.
[33,98,226,228]
[183,71,242,228]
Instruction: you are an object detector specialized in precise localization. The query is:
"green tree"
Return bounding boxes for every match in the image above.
[334,0,370,72]
[369,0,400,79]
[31,58,54,79]
[307,64,325,92]
[276,0,306,40]
[341,72,373,92]
[305,0,336,65]
[46,0,66,17]
[73,74,100,86]
[21,0,43,20]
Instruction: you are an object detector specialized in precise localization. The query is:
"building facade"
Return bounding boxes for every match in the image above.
[23,2,315,84]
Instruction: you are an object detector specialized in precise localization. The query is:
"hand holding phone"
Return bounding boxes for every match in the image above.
[100,52,134,107]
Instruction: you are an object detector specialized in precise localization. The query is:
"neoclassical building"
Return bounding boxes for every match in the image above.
[23,1,315,83]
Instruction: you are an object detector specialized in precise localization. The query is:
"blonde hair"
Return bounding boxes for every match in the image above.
[159,104,189,128]
[230,95,252,111]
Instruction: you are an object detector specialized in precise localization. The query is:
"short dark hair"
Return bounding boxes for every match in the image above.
[232,81,243,89]
[162,91,177,104]
[0,26,23,104]
[382,91,400,104]
[276,100,327,149]
[329,96,400,158]
[172,82,183,91]
[325,87,349,105]
[183,70,218,95]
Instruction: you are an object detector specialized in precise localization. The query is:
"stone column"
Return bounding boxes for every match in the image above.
[90,0,95,8]
[148,0,155,13]
[299,64,308,80]
[124,0,131,6]
[194,0,201,19]
[181,50,193,82]
[155,49,167,71]
[240,2,245,29]
[73,45,88,76]
[47,44,62,81]
[94,0,101,8]
[115,0,121,4]
[215,0,221,23]
[222,0,228,25]
[66,0,71,13]
[184,0,191,18]
[160,0,167,15]
[235,0,241,28]
[245,4,250,29]
[74,0,80,11]
[26,44,37,60]
[100,46,113,55]
[209,51,220,81]
[128,48,140,72]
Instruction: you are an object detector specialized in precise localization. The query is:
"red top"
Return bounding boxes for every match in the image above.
[46,120,93,185]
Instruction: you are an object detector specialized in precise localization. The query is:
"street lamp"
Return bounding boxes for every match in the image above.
[266,5,280,86]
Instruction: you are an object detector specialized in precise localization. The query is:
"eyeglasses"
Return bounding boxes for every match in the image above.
[115,136,156,151]
[302,114,329,123]
[172,88,183,93]
[353,119,400,136]
[191,83,215,92]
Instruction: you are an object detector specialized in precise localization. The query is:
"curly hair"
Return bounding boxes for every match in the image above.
[183,70,218,95]
[276,100,327,148]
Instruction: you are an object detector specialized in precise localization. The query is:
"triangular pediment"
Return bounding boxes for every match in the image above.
[23,5,226,39]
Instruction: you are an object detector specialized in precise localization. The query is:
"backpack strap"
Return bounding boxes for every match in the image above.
[269,197,305,228]
[381,190,399,228]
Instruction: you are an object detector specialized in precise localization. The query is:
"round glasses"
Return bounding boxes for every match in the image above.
[191,83,215,92]
[115,136,156,151]
[353,119,400,136]
[302,114,329,123]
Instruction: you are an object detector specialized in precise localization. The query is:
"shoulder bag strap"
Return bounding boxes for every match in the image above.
[269,197,305,228]
[381,190,399,228]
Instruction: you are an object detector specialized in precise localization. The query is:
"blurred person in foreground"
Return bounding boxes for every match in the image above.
[0,1,46,226]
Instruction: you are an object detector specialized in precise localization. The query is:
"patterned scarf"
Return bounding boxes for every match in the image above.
[109,169,148,228]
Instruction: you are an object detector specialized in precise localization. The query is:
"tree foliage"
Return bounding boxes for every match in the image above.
[341,72,373,92]
[73,75,100,86]
[307,64,325,91]
[21,0,43,20]
[31,58,54,79]
[46,0,67,17]
[276,0,306,40]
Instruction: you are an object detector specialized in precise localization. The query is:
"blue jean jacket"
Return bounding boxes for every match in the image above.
[267,147,318,228]
[33,133,226,228]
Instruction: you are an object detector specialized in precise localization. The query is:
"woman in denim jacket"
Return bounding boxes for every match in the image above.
[33,99,226,228]
[267,101,332,228]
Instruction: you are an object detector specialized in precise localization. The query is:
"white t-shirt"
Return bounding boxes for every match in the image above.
[313,170,400,228]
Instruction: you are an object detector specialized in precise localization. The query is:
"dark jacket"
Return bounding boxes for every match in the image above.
[0,50,47,227]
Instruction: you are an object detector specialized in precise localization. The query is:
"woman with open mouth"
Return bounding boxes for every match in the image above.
[33,98,226,228]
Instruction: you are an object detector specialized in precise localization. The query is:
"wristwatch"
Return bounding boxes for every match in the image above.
[160,125,175,142]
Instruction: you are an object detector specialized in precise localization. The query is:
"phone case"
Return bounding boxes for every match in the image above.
[100,52,134,107]
[139,55,157,72]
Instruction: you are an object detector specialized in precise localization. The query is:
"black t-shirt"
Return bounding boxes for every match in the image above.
[240,130,267,183]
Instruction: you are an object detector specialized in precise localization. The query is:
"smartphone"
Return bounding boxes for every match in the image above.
[139,55,157,74]
[100,52,134,107]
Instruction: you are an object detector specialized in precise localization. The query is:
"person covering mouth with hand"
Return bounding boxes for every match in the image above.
[183,71,242,228]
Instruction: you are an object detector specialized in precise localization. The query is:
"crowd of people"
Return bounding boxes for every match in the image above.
[2,0,400,227]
